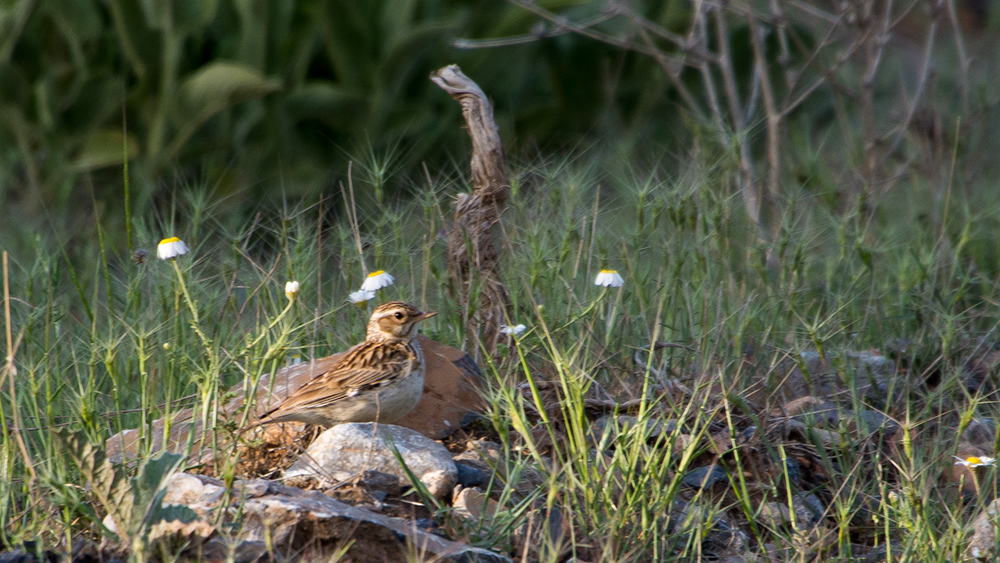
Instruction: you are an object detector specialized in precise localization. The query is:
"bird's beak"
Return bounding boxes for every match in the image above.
[419,310,438,320]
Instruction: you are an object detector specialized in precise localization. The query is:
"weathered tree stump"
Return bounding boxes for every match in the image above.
[430,65,512,357]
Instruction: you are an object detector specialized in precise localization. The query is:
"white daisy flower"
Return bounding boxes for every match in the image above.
[285,281,300,300]
[348,289,376,303]
[500,324,526,336]
[157,237,189,260]
[954,455,996,468]
[361,270,394,291]
[594,269,624,288]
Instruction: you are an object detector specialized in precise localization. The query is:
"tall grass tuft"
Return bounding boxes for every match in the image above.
[0,149,998,561]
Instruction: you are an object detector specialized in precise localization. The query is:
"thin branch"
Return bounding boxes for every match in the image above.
[713,6,745,130]
[632,23,706,121]
[750,19,782,198]
[885,9,940,157]
[784,0,840,23]
[769,0,794,89]
[705,4,761,225]
[454,11,616,49]
[505,0,663,58]
[944,0,970,117]
[779,34,863,118]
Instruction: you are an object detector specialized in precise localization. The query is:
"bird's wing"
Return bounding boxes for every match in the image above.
[264,340,415,414]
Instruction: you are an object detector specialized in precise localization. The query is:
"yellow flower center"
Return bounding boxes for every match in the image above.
[968,457,982,464]
[159,237,180,245]
[368,270,385,277]
[600,269,618,274]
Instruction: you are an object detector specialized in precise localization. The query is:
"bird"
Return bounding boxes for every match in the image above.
[248,301,437,429]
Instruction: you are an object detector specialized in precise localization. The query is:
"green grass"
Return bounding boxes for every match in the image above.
[1,148,999,561]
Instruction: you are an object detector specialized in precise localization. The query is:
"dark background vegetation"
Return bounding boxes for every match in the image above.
[5,3,1000,558]
[1,0,998,254]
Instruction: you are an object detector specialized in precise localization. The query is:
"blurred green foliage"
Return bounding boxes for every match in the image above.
[0,0,700,231]
[2,0,998,257]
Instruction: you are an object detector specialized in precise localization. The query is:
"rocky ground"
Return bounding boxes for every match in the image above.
[4,336,999,562]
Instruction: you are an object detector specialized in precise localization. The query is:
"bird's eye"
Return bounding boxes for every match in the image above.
[394,312,404,320]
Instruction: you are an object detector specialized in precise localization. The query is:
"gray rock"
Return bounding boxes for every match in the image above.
[591,415,674,444]
[963,418,996,451]
[858,544,889,563]
[754,350,897,409]
[452,440,502,469]
[669,501,749,561]
[759,494,824,530]
[196,539,267,563]
[784,458,803,487]
[415,518,442,534]
[511,504,567,561]
[759,502,791,529]
[161,472,227,507]
[681,465,729,491]
[856,409,898,434]
[968,499,1000,560]
[284,423,457,499]
[158,472,509,563]
[456,461,490,488]
[453,487,498,521]
[760,494,836,530]
[422,469,457,500]
[794,493,825,527]
[453,440,544,496]
[0,544,53,563]
[361,470,401,496]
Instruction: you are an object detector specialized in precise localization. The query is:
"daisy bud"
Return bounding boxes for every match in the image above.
[285,280,300,300]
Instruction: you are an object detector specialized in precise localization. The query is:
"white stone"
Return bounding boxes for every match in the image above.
[285,423,457,498]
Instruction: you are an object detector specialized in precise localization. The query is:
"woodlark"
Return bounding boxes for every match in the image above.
[251,301,437,428]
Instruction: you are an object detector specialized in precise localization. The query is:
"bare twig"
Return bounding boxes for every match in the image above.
[885,7,940,158]
[768,0,794,88]
[505,0,662,58]
[944,0,970,117]
[632,23,705,122]
[430,65,513,357]
[454,11,616,49]
[749,18,782,198]
[490,0,952,230]
[705,4,763,226]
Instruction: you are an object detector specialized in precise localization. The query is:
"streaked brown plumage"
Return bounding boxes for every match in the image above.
[250,301,436,428]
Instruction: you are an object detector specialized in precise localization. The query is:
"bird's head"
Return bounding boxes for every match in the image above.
[367,301,437,342]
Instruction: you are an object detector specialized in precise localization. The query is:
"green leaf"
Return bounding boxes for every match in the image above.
[0,62,29,105]
[53,429,133,542]
[0,0,35,63]
[175,62,280,124]
[138,0,169,29]
[131,451,185,536]
[174,0,218,32]
[45,0,103,43]
[73,129,141,171]
[283,81,365,123]
[156,503,201,525]
[168,61,281,159]
[139,0,217,31]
